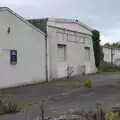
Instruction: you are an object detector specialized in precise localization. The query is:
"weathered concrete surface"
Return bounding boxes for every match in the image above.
[1,74,120,120]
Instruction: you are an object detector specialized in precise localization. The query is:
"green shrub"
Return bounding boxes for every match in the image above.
[0,98,20,115]
[105,112,119,120]
[84,80,92,88]
[100,61,120,72]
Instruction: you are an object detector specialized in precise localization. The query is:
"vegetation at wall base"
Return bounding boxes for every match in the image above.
[105,112,119,120]
[100,61,120,72]
[0,98,20,116]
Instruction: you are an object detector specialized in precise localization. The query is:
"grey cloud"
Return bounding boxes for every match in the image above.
[1,0,120,43]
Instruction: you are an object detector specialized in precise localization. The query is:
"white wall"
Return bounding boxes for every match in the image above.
[103,47,120,66]
[47,20,97,79]
[0,10,46,87]
[48,20,92,35]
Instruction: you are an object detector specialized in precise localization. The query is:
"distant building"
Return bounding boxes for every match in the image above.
[29,18,97,80]
[103,47,120,66]
[0,7,46,87]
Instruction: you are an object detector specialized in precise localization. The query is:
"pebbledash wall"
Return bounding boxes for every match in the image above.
[103,47,120,66]
[0,7,46,87]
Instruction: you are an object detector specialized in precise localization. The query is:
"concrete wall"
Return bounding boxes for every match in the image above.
[47,20,97,80]
[0,10,46,87]
[103,47,120,66]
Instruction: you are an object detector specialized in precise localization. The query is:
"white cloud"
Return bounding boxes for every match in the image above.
[101,28,120,44]
[0,0,120,44]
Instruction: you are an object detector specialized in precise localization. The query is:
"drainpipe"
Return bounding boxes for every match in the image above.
[45,33,48,82]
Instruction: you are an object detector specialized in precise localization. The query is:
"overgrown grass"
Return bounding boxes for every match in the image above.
[0,81,47,90]
[0,98,20,116]
[100,61,120,73]
[50,79,82,86]
[83,80,92,88]
[105,112,119,120]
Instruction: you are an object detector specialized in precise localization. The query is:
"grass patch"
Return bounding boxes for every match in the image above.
[84,80,92,88]
[102,71,120,74]
[50,79,82,86]
[92,79,120,86]
[0,98,20,116]
[100,61,120,72]
[0,81,47,90]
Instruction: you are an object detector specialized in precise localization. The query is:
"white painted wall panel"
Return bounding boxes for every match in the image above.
[0,11,46,87]
[48,21,91,35]
[103,47,120,66]
[47,22,97,79]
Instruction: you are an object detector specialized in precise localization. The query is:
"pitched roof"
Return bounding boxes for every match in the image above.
[29,17,93,33]
[28,18,48,33]
[0,7,45,35]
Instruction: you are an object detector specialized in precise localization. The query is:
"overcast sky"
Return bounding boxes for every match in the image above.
[0,0,120,44]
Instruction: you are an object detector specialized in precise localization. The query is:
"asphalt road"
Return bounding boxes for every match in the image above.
[1,73,120,120]
[1,73,120,103]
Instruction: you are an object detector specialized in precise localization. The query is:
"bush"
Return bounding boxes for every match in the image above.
[100,61,120,72]
[0,98,20,115]
[105,112,119,120]
[84,80,92,88]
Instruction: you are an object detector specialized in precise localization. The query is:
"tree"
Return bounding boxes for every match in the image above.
[100,46,104,62]
[92,30,101,68]
[104,42,111,48]
[103,42,120,48]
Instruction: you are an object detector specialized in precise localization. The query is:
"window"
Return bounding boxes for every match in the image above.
[57,44,66,61]
[84,47,90,61]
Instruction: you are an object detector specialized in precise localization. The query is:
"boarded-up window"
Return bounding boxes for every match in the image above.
[84,47,90,61]
[57,44,66,61]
